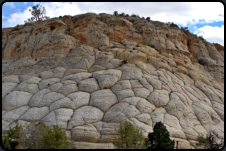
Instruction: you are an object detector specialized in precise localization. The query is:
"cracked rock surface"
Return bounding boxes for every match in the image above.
[2,13,224,149]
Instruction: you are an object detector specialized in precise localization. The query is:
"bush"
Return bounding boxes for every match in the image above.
[113,11,118,16]
[196,132,224,149]
[42,125,75,149]
[146,17,151,21]
[119,12,125,17]
[145,121,175,149]
[131,13,137,17]
[2,120,22,149]
[113,120,146,149]
[180,26,188,31]
[18,122,46,149]
[198,35,205,40]
[166,22,178,27]
[2,121,76,149]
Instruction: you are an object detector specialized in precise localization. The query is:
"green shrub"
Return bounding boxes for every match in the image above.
[131,13,137,17]
[2,121,76,149]
[19,122,46,149]
[146,17,151,21]
[2,120,22,149]
[42,125,75,149]
[180,26,189,31]
[113,120,146,149]
[198,35,205,40]
[166,22,178,28]
[119,12,125,17]
[113,11,118,16]
[196,132,224,149]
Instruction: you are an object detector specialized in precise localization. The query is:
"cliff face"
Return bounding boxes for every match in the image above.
[2,13,224,149]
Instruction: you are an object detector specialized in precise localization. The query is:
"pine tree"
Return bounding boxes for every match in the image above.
[146,121,175,149]
[113,11,118,16]
[24,4,50,23]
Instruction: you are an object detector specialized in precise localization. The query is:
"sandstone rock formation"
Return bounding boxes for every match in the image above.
[2,13,224,149]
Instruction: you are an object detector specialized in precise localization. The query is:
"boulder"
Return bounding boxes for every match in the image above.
[41,108,73,129]
[2,83,18,98]
[29,89,52,107]
[62,72,92,83]
[118,65,143,80]
[3,91,32,111]
[95,69,122,89]
[147,89,170,107]
[103,102,140,123]
[78,78,100,93]
[114,89,135,101]
[68,106,104,129]
[38,92,65,107]
[133,87,150,98]
[67,92,90,109]
[19,107,49,121]
[38,78,61,90]
[58,84,78,96]
[2,106,29,123]
[90,89,118,112]
[71,124,101,142]
[50,97,76,111]
[2,75,19,83]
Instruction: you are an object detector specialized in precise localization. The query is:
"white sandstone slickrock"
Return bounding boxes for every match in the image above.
[2,12,224,149]
[67,106,104,129]
[41,108,73,129]
[67,91,90,109]
[3,91,33,111]
[90,89,118,112]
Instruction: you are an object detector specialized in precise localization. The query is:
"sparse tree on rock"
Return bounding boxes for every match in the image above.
[113,11,118,16]
[145,121,175,149]
[146,17,151,21]
[24,4,50,23]
[196,132,224,149]
[119,12,125,17]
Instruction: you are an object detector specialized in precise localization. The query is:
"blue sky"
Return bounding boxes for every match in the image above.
[2,2,224,46]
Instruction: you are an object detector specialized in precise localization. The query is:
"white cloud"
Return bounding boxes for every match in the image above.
[40,2,81,17]
[2,7,32,28]
[71,2,224,27]
[2,2,81,28]
[4,2,15,8]
[3,2,224,28]
[194,25,224,46]
[2,1,224,47]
